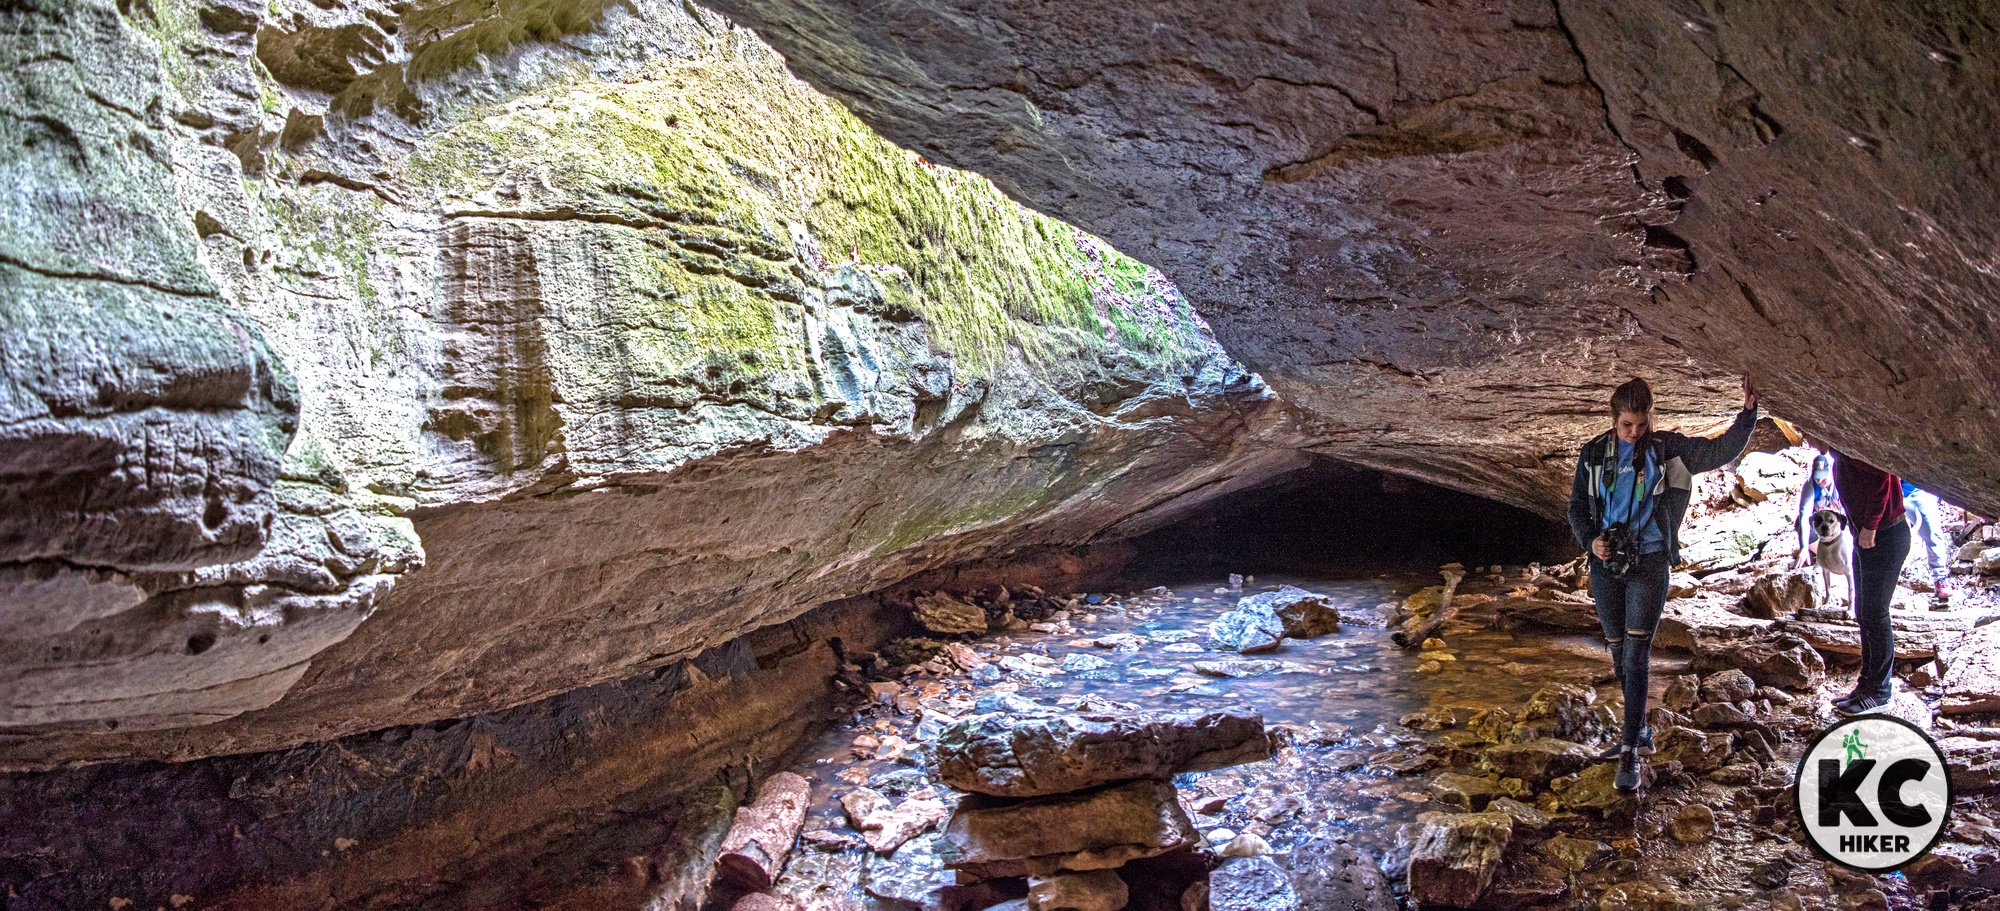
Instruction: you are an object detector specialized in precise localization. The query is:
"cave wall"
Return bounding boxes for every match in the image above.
[701,0,2000,517]
[0,0,1304,767]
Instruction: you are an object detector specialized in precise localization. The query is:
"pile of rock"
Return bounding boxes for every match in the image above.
[1389,660,1844,909]
[907,586,1085,638]
[931,707,1273,907]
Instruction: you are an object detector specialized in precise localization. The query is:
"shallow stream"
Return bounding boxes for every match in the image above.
[767,570,1631,907]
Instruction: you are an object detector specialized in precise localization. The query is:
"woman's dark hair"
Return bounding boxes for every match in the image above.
[1610,377,1653,416]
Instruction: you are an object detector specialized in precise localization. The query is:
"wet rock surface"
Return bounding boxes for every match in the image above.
[933,708,1272,798]
[745,463,2000,911]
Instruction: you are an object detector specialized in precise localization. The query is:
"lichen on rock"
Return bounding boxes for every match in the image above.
[0,0,1296,765]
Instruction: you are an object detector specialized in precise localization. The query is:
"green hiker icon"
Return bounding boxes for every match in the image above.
[1843,729,1868,767]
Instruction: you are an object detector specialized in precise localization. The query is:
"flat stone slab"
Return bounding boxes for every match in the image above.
[940,779,1197,880]
[932,707,1272,798]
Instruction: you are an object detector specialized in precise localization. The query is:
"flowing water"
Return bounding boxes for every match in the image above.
[770,570,1625,906]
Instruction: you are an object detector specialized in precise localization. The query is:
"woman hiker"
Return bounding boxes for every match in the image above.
[1566,376,1759,791]
[1829,451,1913,715]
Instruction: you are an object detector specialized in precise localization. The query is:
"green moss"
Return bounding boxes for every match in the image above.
[877,485,1052,553]
[129,0,205,104]
[405,49,1211,377]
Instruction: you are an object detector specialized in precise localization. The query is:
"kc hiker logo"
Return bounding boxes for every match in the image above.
[1794,714,1953,872]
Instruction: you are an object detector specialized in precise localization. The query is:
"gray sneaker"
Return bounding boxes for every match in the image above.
[1614,748,1643,791]
[1597,725,1654,759]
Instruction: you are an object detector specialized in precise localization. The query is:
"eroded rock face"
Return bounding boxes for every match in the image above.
[0,0,417,738]
[0,0,1303,766]
[704,0,2000,518]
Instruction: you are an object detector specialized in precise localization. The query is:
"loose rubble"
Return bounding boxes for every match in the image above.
[703,449,2000,911]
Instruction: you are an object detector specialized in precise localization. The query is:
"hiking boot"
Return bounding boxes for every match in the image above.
[1932,579,1957,610]
[1597,725,1653,759]
[1614,748,1644,792]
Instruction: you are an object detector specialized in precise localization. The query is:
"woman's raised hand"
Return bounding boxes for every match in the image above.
[1742,375,1758,410]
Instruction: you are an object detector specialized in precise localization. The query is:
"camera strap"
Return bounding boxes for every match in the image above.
[1596,436,1658,528]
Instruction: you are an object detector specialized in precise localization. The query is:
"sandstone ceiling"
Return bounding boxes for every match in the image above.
[2,0,1996,768]
[704,0,2000,517]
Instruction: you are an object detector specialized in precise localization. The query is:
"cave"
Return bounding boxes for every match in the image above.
[4,0,2000,909]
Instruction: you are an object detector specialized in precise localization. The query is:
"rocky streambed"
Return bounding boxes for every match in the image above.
[702,551,2000,911]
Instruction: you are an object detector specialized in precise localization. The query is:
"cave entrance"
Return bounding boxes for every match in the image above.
[1113,458,1575,586]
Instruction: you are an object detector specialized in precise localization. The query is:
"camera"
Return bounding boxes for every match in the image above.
[1600,523,1634,578]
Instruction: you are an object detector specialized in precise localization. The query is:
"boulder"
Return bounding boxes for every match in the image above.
[1942,624,2000,714]
[940,780,1198,879]
[1669,804,1715,843]
[912,592,990,636]
[1661,675,1700,711]
[1483,797,1552,831]
[1430,772,1524,811]
[1028,871,1129,911]
[1193,659,1288,679]
[1742,571,1814,618]
[845,790,949,855]
[1480,738,1594,786]
[1939,735,2000,792]
[1692,630,1824,690]
[1779,611,1954,660]
[1698,669,1757,705]
[1208,586,1341,652]
[1514,683,1606,743]
[1536,835,1612,874]
[1241,586,1342,638]
[1651,726,1731,775]
[1596,881,1700,911]
[1209,607,1286,654]
[1406,811,1513,909]
[1551,764,1630,815]
[932,708,1271,798]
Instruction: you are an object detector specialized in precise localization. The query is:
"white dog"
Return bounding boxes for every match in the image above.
[1808,508,1855,608]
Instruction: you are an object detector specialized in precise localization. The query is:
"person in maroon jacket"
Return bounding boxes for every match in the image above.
[1829,449,1912,715]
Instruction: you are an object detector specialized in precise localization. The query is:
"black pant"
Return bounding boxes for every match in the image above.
[1590,550,1670,745]
[1852,518,1911,700]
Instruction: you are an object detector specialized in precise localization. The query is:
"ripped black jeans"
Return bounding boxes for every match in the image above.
[1590,550,1671,747]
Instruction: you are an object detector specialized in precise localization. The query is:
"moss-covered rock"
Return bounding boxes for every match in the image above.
[0,0,1294,766]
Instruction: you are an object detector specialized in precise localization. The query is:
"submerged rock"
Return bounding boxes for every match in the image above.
[940,780,1198,880]
[1028,870,1129,911]
[1208,856,1295,911]
[932,708,1271,798]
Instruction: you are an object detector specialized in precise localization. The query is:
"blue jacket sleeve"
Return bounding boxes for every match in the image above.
[1566,447,1597,553]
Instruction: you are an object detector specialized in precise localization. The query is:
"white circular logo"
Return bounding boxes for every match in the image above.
[1794,715,1952,872]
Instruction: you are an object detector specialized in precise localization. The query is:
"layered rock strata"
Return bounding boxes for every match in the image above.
[0,0,1301,766]
[705,0,2000,517]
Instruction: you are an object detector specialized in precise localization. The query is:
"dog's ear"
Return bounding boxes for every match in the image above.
[1836,513,1849,530]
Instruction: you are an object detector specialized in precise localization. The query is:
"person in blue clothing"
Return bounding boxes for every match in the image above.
[1903,481,1956,606]
[1567,376,1759,791]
